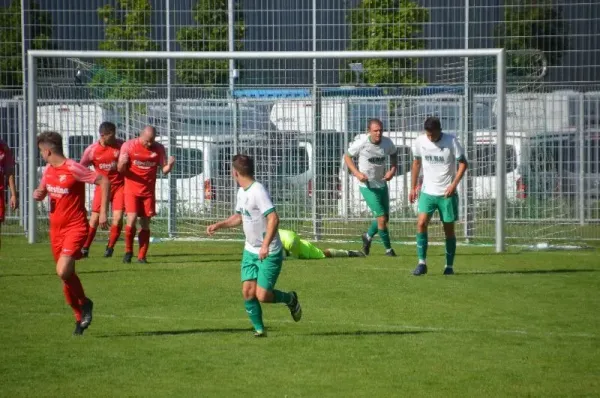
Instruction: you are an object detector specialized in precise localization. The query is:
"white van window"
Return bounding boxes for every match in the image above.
[474,144,517,176]
[68,135,94,162]
[172,147,203,179]
[394,146,413,176]
[287,147,309,175]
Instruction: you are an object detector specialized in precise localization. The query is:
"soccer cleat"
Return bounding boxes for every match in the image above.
[385,249,397,257]
[254,330,267,338]
[80,299,93,329]
[443,267,455,275]
[73,322,85,336]
[103,247,114,258]
[287,291,302,322]
[81,248,89,258]
[348,250,366,258]
[413,263,428,276]
[361,233,372,256]
[137,258,149,264]
[122,252,133,263]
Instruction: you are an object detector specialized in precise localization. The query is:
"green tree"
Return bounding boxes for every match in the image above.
[345,0,429,85]
[496,0,568,79]
[0,0,52,88]
[176,0,244,86]
[91,0,162,99]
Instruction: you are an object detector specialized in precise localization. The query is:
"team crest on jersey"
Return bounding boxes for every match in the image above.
[150,152,157,158]
[59,174,67,183]
[113,150,119,157]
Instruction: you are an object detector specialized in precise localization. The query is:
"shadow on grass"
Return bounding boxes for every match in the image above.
[459,268,599,276]
[309,330,432,337]
[149,253,235,258]
[99,327,256,338]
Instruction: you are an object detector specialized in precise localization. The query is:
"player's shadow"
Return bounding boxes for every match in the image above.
[150,253,235,258]
[152,258,238,264]
[99,327,254,338]
[459,268,599,276]
[309,330,432,337]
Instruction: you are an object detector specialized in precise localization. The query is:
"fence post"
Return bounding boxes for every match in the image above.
[16,97,25,229]
[27,53,37,244]
[495,49,507,253]
[579,93,585,226]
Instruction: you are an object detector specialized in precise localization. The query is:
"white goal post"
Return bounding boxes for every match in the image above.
[26,49,507,252]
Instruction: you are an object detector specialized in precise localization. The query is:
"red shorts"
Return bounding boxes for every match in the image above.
[0,194,4,223]
[50,223,88,263]
[125,193,156,218]
[91,184,125,213]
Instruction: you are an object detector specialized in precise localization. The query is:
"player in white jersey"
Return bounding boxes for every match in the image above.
[409,117,468,275]
[344,118,398,256]
[206,154,302,337]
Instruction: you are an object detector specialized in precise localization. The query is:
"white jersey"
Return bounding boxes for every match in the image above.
[235,181,282,255]
[347,134,397,188]
[412,133,466,196]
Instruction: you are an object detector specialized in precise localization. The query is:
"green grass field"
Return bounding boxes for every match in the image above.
[0,236,599,397]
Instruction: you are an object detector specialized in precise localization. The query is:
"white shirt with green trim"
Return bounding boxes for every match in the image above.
[346,134,397,189]
[235,181,282,254]
[412,133,466,196]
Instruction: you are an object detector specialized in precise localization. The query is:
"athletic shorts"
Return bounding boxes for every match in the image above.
[50,223,88,262]
[417,192,459,223]
[359,185,390,217]
[91,184,125,213]
[241,249,283,290]
[293,239,326,260]
[125,193,156,218]
[0,193,4,223]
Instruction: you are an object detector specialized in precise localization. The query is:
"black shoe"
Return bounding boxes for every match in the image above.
[80,299,93,329]
[413,263,428,276]
[137,258,148,264]
[104,247,114,258]
[443,267,455,275]
[73,322,85,336]
[81,248,89,258]
[287,291,302,322]
[385,249,397,257]
[348,250,366,258]
[123,252,133,263]
[361,233,372,256]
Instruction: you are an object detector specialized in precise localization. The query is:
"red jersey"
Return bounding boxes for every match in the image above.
[80,139,124,188]
[40,159,99,228]
[0,140,15,192]
[118,138,167,197]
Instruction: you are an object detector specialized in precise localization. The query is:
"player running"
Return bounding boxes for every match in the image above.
[117,126,175,263]
[206,154,302,337]
[279,229,365,260]
[0,139,18,251]
[80,122,124,258]
[409,117,468,276]
[33,131,110,335]
[344,118,398,257]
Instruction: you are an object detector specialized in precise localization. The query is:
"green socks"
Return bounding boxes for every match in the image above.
[379,228,392,250]
[445,236,457,267]
[273,290,292,305]
[417,232,428,263]
[367,220,378,239]
[244,299,264,332]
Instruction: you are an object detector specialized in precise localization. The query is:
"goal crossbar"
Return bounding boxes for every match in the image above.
[26,49,507,252]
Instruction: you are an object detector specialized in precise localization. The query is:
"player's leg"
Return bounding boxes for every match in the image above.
[359,186,380,255]
[413,192,436,276]
[241,251,265,336]
[82,212,100,257]
[0,195,5,252]
[137,216,151,263]
[123,194,138,263]
[377,185,395,256]
[439,194,459,275]
[323,248,365,257]
[105,186,124,257]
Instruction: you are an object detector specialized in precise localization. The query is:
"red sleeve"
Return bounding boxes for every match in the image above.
[80,143,95,167]
[68,160,99,184]
[156,143,168,166]
[118,140,132,164]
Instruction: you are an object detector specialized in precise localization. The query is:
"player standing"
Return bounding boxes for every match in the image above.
[344,118,398,257]
[33,132,110,335]
[117,126,175,263]
[0,139,18,251]
[80,122,124,258]
[206,155,302,337]
[409,117,468,276]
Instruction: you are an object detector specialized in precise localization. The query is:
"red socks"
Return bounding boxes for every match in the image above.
[138,229,150,259]
[107,224,122,249]
[83,226,97,249]
[125,225,137,253]
[62,273,86,322]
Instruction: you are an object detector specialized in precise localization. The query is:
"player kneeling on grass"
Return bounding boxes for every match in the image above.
[206,154,302,337]
[279,229,365,260]
[80,122,125,258]
[409,117,468,276]
[34,131,110,335]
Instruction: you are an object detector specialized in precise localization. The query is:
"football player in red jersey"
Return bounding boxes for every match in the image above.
[80,122,125,258]
[0,139,18,252]
[117,126,175,263]
[33,131,110,336]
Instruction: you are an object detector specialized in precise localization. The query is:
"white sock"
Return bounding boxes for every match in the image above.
[419,260,426,265]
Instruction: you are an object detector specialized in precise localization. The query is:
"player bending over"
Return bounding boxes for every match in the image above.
[409,117,468,276]
[80,122,125,258]
[344,118,398,257]
[34,131,110,335]
[206,154,302,337]
[117,126,175,264]
[279,229,365,260]
[0,139,18,252]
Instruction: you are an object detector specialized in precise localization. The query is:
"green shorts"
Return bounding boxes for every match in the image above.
[418,192,459,223]
[359,185,389,217]
[241,249,283,290]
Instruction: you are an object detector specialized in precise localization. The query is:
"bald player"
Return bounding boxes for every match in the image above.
[278,229,365,260]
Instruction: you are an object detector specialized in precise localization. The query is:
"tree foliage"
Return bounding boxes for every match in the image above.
[345,0,429,86]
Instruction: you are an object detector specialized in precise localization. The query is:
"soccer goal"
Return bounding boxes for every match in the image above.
[25,49,509,252]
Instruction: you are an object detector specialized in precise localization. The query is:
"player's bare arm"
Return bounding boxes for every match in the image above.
[384,152,398,181]
[343,154,368,183]
[409,158,422,203]
[206,213,242,235]
[8,170,17,210]
[259,211,279,260]
[444,159,468,198]
[117,152,129,174]
[161,156,176,175]
[33,181,47,202]
[94,174,110,229]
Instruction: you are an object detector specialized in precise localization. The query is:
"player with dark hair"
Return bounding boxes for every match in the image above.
[344,118,398,256]
[117,126,175,263]
[206,154,302,337]
[0,139,18,251]
[409,117,468,275]
[33,131,110,335]
[80,122,125,258]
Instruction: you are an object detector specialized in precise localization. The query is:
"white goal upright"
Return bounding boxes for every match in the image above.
[26,49,508,252]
